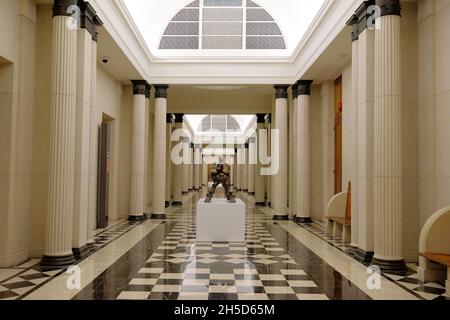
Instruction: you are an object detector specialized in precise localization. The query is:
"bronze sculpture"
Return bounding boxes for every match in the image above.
[205,164,235,203]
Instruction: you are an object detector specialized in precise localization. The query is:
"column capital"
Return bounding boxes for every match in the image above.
[295,80,313,96]
[78,1,103,42]
[145,83,152,99]
[190,143,195,149]
[274,85,289,99]
[154,85,169,99]
[244,143,249,149]
[375,0,401,17]
[131,80,148,96]
[265,114,272,124]
[356,0,376,36]
[256,114,266,124]
[346,14,359,42]
[52,0,77,17]
[173,113,185,123]
[166,113,175,123]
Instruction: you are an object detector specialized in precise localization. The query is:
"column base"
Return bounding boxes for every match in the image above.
[150,213,167,220]
[128,215,147,222]
[182,191,188,195]
[248,192,255,196]
[72,245,90,260]
[371,257,407,275]
[165,201,171,208]
[188,189,193,192]
[40,253,76,267]
[352,248,374,263]
[243,189,248,192]
[172,201,183,206]
[86,241,96,252]
[273,214,289,221]
[255,202,266,206]
[294,216,312,224]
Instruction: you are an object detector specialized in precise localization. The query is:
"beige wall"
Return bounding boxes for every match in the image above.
[0,0,37,267]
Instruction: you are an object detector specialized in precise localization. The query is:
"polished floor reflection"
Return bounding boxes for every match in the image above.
[5,190,442,300]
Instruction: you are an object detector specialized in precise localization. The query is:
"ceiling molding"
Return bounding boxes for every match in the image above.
[90,0,364,84]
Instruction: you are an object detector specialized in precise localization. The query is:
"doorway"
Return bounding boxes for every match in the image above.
[96,116,112,229]
[334,76,343,194]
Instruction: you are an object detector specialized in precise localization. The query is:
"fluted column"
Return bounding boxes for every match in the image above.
[248,137,256,195]
[72,1,103,259]
[293,81,313,223]
[172,114,184,205]
[165,114,174,207]
[265,114,272,205]
[255,115,266,205]
[354,1,376,263]
[372,0,406,273]
[41,0,78,266]
[236,148,241,191]
[143,84,151,215]
[272,85,289,220]
[194,145,201,190]
[243,144,248,192]
[128,80,147,222]
[189,144,194,191]
[151,85,169,219]
[289,88,297,218]
[346,13,360,252]
[182,137,190,194]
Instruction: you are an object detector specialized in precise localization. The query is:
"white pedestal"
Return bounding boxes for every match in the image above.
[197,198,245,242]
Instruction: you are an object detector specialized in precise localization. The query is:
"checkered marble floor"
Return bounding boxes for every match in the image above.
[0,220,142,300]
[297,221,449,301]
[116,221,329,300]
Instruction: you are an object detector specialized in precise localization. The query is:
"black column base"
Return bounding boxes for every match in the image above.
[243,189,248,192]
[267,202,272,207]
[41,253,76,267]
[294,216,312,224]
[273,214,289,221]
[128,214,147,222]
[193,188,199,191]
[86,241,96,252]
[172,201,183,206]
[150,213,167,220]
[72,245,90,260]
[182,191,188,195]
[352,248,375,263]
[248,192,255,196]
[165,201,171,208]
[255,202,266,206]
[371,257,407,275]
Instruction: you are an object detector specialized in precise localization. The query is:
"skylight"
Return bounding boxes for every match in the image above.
[123,0,326,58]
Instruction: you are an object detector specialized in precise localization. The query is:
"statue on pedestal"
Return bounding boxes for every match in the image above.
[205,164,235,203]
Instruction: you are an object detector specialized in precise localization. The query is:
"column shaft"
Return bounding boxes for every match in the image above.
[42,12,77,266]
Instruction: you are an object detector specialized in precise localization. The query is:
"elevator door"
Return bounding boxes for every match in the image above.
[97,122,110,229]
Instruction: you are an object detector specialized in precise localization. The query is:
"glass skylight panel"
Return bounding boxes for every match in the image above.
[159,0,286,50]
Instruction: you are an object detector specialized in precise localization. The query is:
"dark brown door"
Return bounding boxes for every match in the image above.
[97,122,110,229]
[334,76,343,194]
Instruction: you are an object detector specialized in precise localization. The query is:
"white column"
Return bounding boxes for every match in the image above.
[72,20,93,259]
[288,92,298,221]
[248,137,256,195]
[266,116,272,205]
[151,85,169,219]
[293,81,313,223]
[182,137,190,193]
[189,145,194,190]
[347,14,360,250]
[321,81,335,217]
[147,100,154,213]
[42,3,78,266]
[243,145,248,192]
[372,0,406,272]
[165,114,173,206]
[272,85,289,220]
[202,159,208,187]
[194,145,201,190]
[255,116,266,205]
[143,85,150,214]
[172,116,184,205]
[129,81,147,222]
[355,5,376,262]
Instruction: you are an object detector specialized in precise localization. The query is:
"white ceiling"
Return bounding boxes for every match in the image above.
[122,0,326,58]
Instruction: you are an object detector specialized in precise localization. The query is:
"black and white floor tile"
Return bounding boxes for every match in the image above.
[297,221,449,301]
[0,220,142,300]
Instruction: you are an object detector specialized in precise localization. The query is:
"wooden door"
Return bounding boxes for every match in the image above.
[334,76,343,194]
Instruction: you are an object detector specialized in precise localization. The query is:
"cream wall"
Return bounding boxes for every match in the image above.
[0,0,37,267]
[417,0,450,239]
[0,3,133,266]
